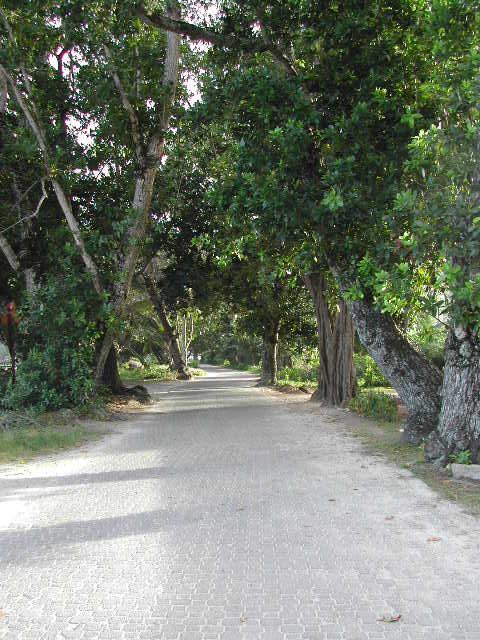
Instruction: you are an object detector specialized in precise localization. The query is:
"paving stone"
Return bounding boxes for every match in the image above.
[0,366,479,639]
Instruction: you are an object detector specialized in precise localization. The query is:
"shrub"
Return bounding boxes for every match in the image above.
[450,450,472,465]
[119,363,175,382]
[353,353,389,387]
[223,359,231,367]
[408,317,446,370]
[279,364,317,384]
[350,389,398,422]
[1,264,104,412]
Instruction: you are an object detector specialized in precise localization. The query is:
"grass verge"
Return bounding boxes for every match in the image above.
[119,363,206,382]
[275,379,315,393]
[347,416,480,515]
[0,411,103,465]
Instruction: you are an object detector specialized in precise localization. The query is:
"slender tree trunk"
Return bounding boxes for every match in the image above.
[425,325,480,465]
[144,276,191,380]
[304,273,356,407]
[347,296,442,443]
[95,6,181,383]
[0,80,41,293]
[182,314,188,364]
[260,320,279,385]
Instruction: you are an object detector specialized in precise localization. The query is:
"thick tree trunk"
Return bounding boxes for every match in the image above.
[304,273,356,407]
[260,320,279,386]
[425,326,480,465]
[101,344,128,395]
[98,342,150,402]
[144,276,191,380]
[347,296,442,443]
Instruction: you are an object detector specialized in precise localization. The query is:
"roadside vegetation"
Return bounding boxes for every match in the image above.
[119,362,205,382]
[0,410,104,464]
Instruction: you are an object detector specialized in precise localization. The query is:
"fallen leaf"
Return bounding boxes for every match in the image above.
[240,615,247,624]
[0,610,6,620]
[237,507,245,512]
[385,516,394,521]
[427,536,441,542]
[440,480,452,485]
[378,614,402,623]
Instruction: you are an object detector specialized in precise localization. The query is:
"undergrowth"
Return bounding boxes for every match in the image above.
[0,409,103,464]
[349,389,398,422]
[119,363,205,381]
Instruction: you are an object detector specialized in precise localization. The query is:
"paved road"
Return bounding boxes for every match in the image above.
[0,365,479,640]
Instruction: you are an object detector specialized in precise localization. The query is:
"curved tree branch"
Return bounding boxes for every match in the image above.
[257,10,298,79]
[0,234,20,273]
[0,64,103,294]
[104,44,145,167]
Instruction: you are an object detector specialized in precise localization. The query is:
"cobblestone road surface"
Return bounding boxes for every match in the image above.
[1,365,479,640]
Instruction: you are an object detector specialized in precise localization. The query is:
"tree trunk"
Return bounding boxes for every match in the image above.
[424,325,480,465]
[347,296,442,443]
[152,343,169,365]
[94,4,181,384]
[260,320,279,386]
[144,276,191,380]
[304,273,356,407]
[98,342,150,402]
[100,343,127,395]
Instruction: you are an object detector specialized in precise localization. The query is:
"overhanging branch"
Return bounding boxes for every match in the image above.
[136,3,267,54]
[104,44,145,167]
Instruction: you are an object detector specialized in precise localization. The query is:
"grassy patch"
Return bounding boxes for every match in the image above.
[347,416,480,515]
[349,388,398,422]
[119,363,206,382]
[0,412,102,465]
[275,378,315,392]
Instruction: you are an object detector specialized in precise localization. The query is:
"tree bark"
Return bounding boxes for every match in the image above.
[424,325,480,465]
[98,342,150,402]
[304,273,356,407]
[0,73,41,293]
[0,61,102,295]
[100,343,128,395]
[143,275,191,380]
[260,320,279,385]
[347,296,442,443]
[94,3,181,384]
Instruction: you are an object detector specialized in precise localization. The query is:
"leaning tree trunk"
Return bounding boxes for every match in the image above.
[144,276,191,380]
[260,320,279,386]
[100,343,128,395]
[98,342,150,402]
[304,273,356,407]
[424,325,480,465]
[347,296,442,443]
